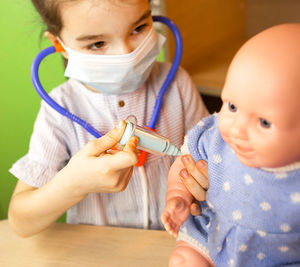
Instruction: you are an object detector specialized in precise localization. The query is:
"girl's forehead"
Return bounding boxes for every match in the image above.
[60,0,150,36]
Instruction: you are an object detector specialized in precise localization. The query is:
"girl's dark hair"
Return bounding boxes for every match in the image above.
[31,0,67,35]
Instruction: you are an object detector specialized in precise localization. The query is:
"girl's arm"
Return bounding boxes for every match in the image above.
[8,121,138,237]
[8,175,84,238]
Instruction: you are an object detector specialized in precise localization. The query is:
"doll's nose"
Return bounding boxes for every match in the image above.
[230,115,248,140]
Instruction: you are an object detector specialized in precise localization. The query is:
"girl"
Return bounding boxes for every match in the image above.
[8,0,208,237]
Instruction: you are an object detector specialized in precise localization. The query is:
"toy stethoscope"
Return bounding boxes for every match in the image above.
[31,16,182,229]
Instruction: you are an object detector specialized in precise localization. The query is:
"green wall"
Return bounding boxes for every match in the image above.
[0,2,65,220]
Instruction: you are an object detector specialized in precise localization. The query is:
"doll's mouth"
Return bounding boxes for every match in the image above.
[221,134,254,157]
[231,143,254,157]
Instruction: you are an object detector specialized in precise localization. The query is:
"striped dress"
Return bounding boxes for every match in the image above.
[10,62,208,230]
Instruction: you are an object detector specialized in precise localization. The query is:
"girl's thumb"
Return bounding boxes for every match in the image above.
[84,120,126,156]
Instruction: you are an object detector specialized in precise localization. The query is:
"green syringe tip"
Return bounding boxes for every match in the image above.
[165,143,182,156]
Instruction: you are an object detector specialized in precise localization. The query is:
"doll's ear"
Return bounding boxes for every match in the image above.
[44,31,68,58]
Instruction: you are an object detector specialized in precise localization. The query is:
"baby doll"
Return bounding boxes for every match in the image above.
[161,23,300,267]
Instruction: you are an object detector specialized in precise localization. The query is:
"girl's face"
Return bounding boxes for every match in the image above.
[218,59,300,169]
[58,0,152,55]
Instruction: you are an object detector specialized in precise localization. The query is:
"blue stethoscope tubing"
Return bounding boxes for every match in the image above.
[30,16,182,138]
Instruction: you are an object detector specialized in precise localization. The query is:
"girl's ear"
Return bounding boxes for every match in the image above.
[44,31,68,58]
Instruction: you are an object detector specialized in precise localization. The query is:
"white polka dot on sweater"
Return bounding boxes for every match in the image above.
[278,246,289,252]
[239,244,248,252]
[280,224,291,233]
[207,200,214,209]
[213,154,222,163]
[232,210,242,220]
[244,174,253,185]
[257,253,266,260]
[256,230,267,237]
[290,192,300,203]
[197,120,205,127]
[223,181,231,192]
[260,202,271,211]
[228,259,234,267]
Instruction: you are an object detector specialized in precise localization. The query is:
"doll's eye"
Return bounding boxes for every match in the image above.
[228,102,237,112]
[259,118,272,129]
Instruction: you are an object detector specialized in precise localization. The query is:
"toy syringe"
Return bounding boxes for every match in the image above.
[119,116,182,156]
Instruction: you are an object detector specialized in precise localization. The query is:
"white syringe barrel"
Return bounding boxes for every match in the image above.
[119,116,182,156]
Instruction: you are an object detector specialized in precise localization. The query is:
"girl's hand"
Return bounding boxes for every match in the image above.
[179,155,209,216]
[63,120,138,197]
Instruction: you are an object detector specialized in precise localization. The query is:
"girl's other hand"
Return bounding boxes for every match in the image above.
[64,120,138,197]
[179,155,209,216]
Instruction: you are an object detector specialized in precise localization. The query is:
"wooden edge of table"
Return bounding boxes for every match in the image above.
[0,220,176,267]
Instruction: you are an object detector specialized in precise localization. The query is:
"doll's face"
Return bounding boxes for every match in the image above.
[218,26,300,168]
[219,81,300,168]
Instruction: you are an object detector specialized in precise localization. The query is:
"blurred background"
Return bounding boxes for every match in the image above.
[1,0,300,221]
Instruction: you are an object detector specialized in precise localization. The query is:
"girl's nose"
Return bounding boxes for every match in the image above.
[118,42,134,54]
[229,115,248,140]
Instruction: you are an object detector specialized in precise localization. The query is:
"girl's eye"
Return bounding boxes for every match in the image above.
[90,41,105,50]
[228,102,237,112]
[259,118,272,129]
[132,24,147,35]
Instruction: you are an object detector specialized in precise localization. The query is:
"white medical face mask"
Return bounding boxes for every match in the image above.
[60,27,166,94]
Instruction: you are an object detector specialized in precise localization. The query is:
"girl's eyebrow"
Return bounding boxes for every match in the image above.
[76,34,105,41]
[132,9,152,27]
[76,9,152,42]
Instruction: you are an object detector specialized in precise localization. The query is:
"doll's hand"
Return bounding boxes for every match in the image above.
[161,197,190,238]
[180,155,209,216]
[63,120,138,197]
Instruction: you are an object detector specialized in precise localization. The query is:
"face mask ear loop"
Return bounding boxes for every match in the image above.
[53,39,65,53]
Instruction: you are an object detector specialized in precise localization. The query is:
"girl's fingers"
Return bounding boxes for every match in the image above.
[122,136,139,153]
[181,155,209,190]
[190,202,201,216]
[83,120,126,157]
[104,136,138,170]
[179,168,207,201]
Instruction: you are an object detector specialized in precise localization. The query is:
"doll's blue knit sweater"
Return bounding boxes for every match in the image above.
[178,114,300,267]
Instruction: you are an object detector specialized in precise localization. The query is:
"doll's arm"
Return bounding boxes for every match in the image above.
[161,157,194,237]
